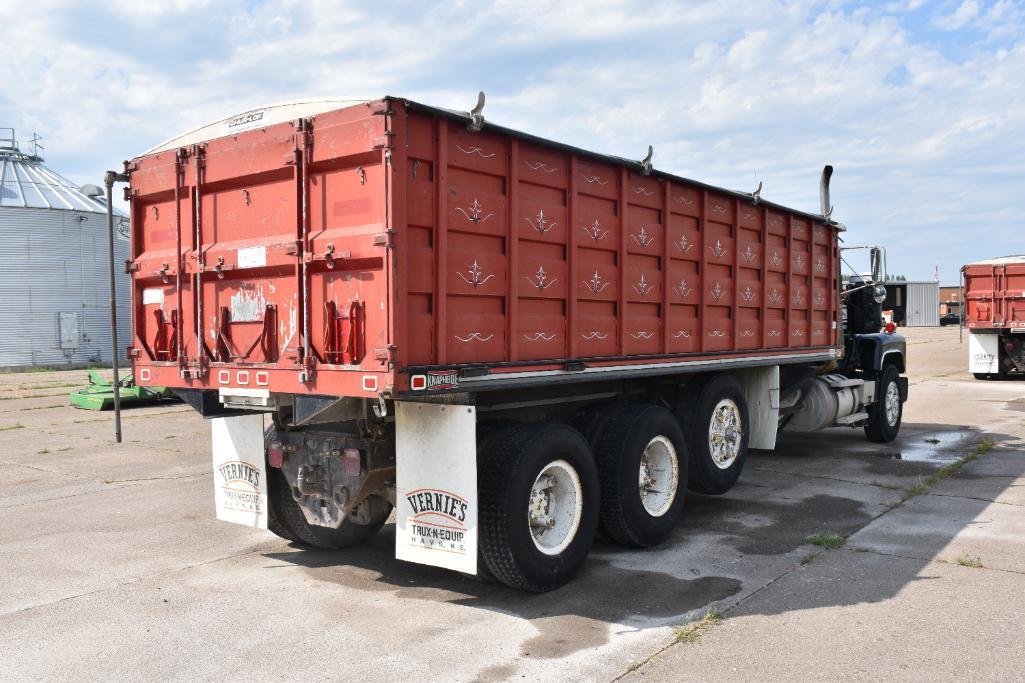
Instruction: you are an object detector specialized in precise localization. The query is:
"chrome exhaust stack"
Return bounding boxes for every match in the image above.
[820,164,833,219]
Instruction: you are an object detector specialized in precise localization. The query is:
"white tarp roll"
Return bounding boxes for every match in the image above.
[395,402,478,575]
[211,415,268,529]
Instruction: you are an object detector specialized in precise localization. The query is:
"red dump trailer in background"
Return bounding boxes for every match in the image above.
[964,256,1025,379]
[125,95,907,591]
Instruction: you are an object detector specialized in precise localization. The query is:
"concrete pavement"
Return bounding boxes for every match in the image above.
[1,327,1023,681]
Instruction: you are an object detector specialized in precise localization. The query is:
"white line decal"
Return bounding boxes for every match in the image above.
[454,332,494,342]
[455,145,495,158]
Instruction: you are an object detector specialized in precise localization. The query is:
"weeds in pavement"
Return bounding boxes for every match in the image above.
[924,438,940,445]
[956,554,983,568]
[672,610,721,644]
[37,448,50,454]
[808,533,845,549]
[903,482,930,499]
[799,553,817,566]
[0,422,24,431]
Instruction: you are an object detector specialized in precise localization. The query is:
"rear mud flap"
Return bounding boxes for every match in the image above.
[211,415,268,529]
[395,402,478,575]
[968,332,1000,374]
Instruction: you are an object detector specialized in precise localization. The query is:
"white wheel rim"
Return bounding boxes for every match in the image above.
[708,398,743,470]
[527,459,584,556]
[638,435,680,517]
[885,380,900,426]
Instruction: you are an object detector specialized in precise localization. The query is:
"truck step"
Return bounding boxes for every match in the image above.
[835,412,869,426]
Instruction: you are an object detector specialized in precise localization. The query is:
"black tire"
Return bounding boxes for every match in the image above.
[676,374,749,495]
[566,402,618,452]
[478,423,599,592]
[865,364,903,443]
[973,373,991,381]
[595,405,688,546]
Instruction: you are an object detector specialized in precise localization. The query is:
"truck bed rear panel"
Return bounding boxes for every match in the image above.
[964,259,1025,331]
[129,97,839,398]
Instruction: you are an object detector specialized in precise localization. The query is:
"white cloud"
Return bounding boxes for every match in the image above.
[0,0,1021,282]
[931,0,981,30]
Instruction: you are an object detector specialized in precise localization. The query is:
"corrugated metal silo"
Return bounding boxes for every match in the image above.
[0,130,129,368]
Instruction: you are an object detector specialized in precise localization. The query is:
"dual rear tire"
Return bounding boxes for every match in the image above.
[477,406,691,591]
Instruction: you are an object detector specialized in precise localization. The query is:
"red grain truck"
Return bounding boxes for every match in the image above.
[964,256,1025,379]
[122,95,907,591]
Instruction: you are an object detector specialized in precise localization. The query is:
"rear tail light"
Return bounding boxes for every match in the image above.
[343,448,362,476]
[268,441,284,468]
[884,322,897,334]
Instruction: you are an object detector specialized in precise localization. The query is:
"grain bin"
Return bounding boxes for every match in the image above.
[0,130,129,368]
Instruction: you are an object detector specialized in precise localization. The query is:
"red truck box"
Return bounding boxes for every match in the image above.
[964,257,1025,330]
[127,97,839,398]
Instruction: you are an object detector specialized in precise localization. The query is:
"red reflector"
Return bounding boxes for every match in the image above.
[268,441,284,468]
[410,374,427,391]
[884,322,897,334]
[343,448,361,477]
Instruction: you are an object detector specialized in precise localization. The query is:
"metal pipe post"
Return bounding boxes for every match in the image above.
[105,171,128,443]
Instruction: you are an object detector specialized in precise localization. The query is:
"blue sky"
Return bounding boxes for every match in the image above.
[2,0,1022,283]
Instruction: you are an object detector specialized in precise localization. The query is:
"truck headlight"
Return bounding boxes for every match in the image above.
[873,284,887,304]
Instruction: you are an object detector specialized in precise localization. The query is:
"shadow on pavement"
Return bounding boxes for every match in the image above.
[266,422,1025,664]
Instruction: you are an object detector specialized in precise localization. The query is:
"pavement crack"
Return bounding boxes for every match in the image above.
[0,459,87,479]
[926,491,1025,507]
[747,466,895,489]
[0,546,272,620]
[105,473,208,484]
[846,547,1025,577]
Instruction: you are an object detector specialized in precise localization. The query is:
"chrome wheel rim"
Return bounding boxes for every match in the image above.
[885,380,900,426]
[708,398,743,469]
[638,435,680,517]
[528,459,583,556]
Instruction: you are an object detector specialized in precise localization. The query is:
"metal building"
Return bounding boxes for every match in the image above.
[882,280,940,327]
[0,129,129,368]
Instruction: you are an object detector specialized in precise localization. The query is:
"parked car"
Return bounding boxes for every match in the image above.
[940,312,961,326]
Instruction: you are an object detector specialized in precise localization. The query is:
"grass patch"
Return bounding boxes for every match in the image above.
[799,553,817,566]
[808,533,845,549]
[0,422,24,431]
[956,554,983,568]
[37,448,50,454]
[672,610,721,644]
[924,438,941,445]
